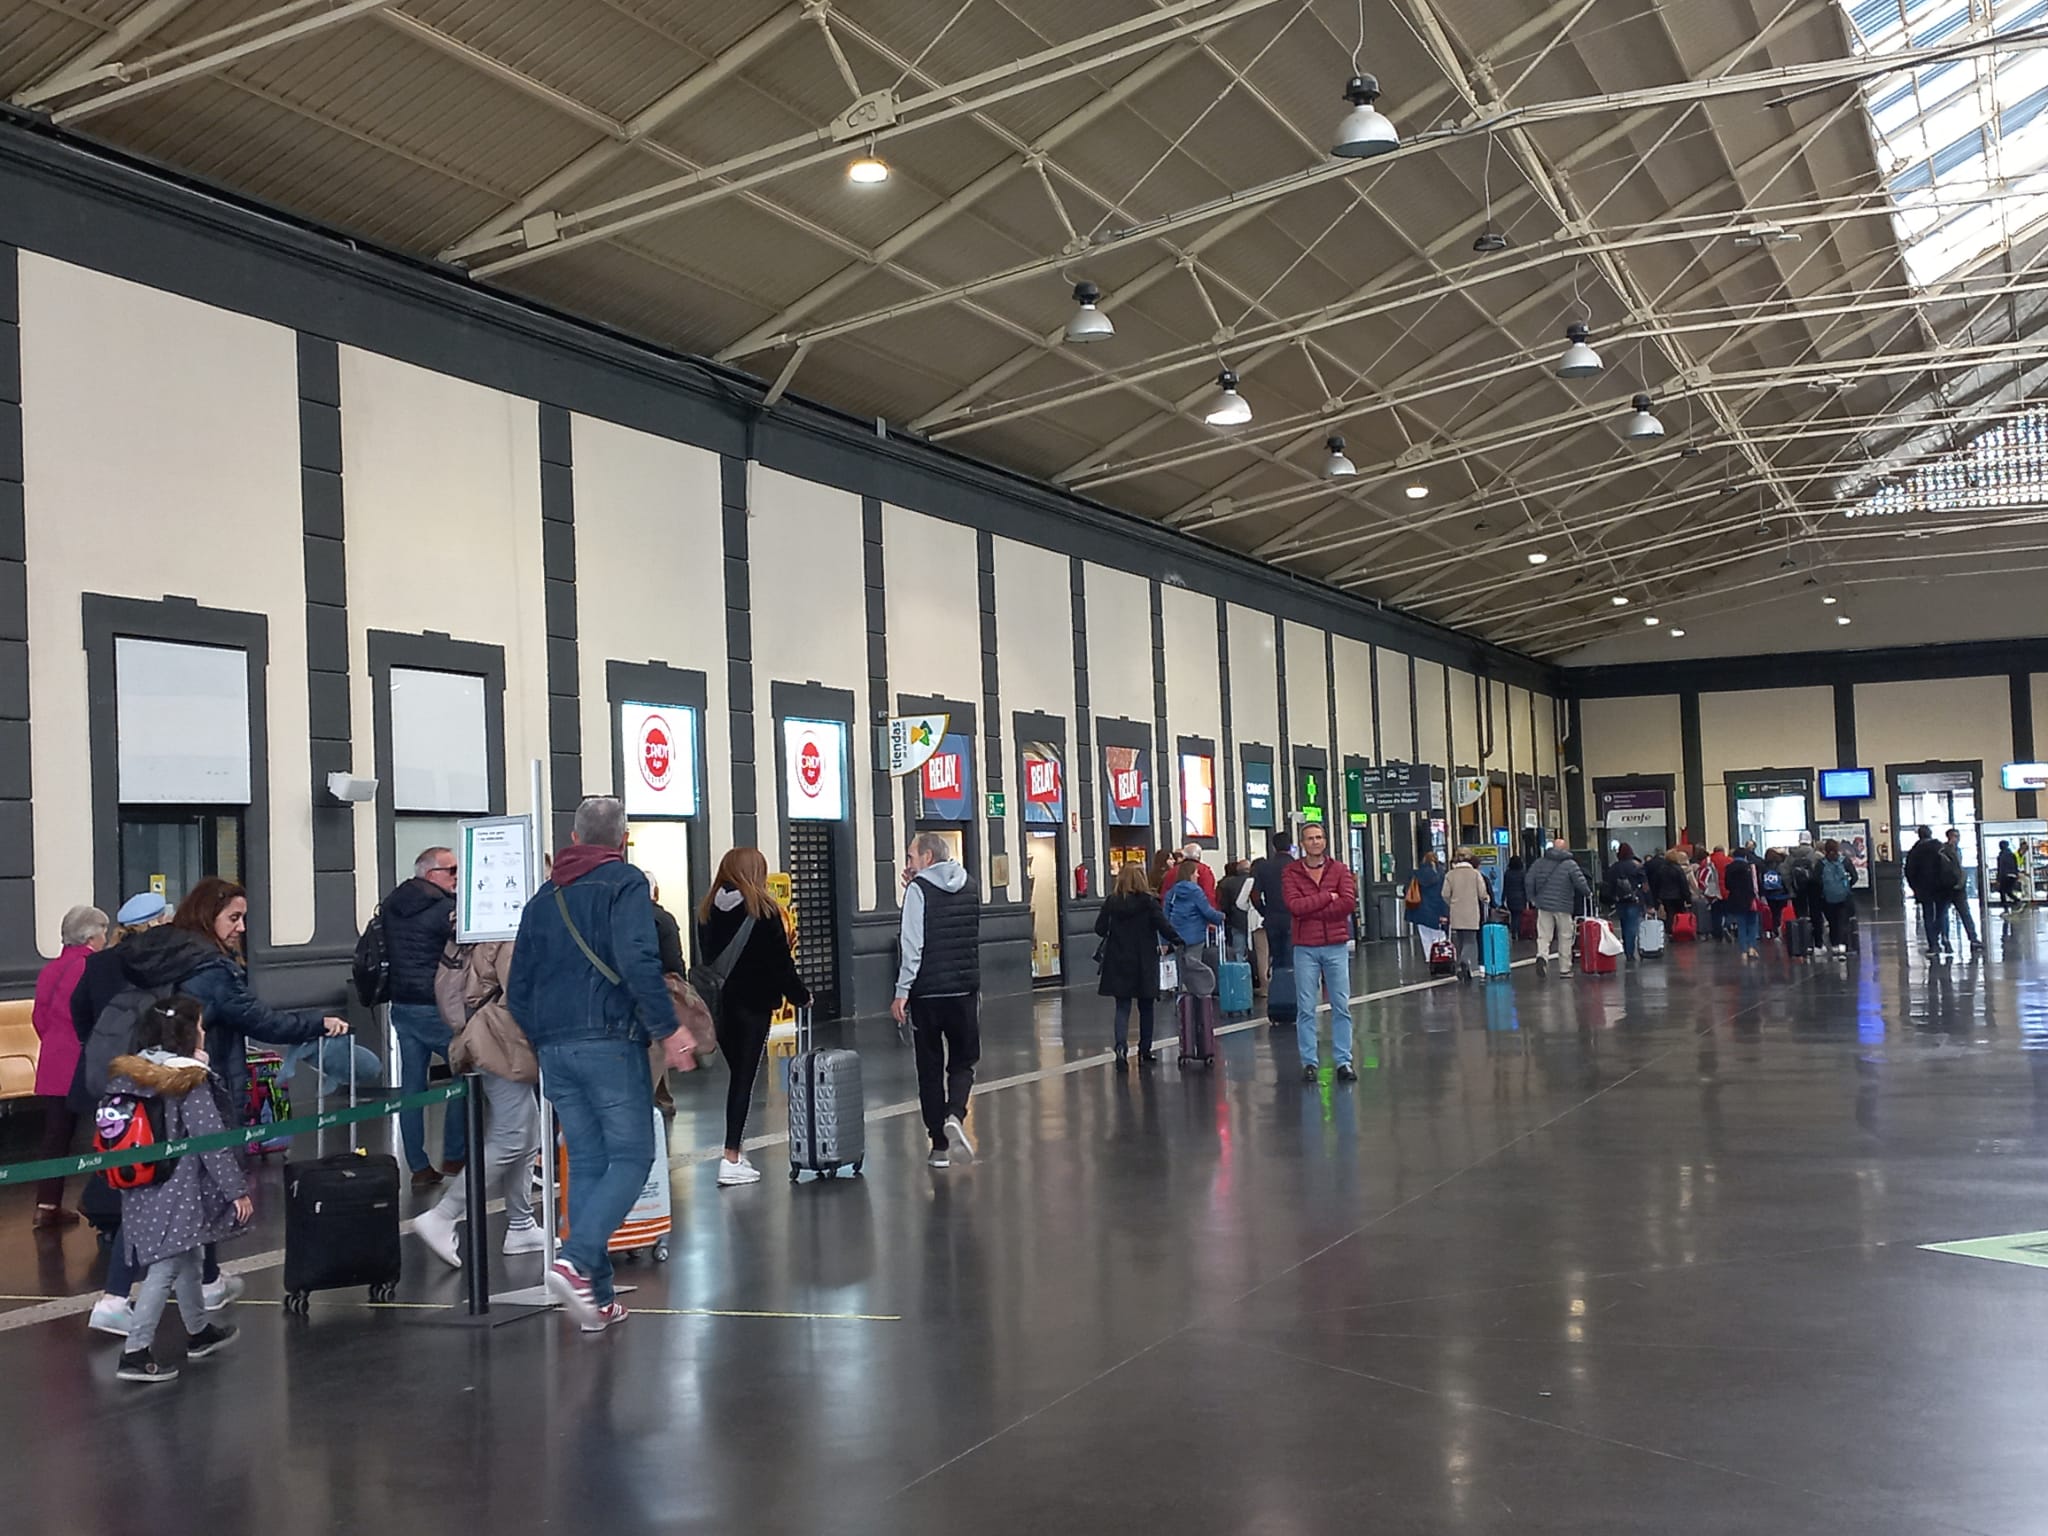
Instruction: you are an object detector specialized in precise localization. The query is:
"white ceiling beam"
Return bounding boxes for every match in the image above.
[440,3,808,260]
[47,0,400,125]
[13,0,201,107]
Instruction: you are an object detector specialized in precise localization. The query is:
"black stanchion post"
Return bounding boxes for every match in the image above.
[462,1072,489,1317]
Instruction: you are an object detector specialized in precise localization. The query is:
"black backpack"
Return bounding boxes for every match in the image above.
[352,905,391,1007]
[78,983,172,1107]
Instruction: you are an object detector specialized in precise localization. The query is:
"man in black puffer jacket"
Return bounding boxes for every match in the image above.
[382,847,464,1187]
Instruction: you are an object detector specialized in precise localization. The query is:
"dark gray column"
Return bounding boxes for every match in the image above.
[1565,696,1587,846]
[977,531,1006,885]
[1274,617,1290,821]
[1151,580,1170,841]
[863,496,894,899]
[1070,556,1096,875]
[1833,681,1864,824]
[297,334,355,946]
[2014,672,2037,819]
[722,455,756,849]
[1680,690,1705,843]
[0,244,32,974]
[1217,599,1237,858]
[539,405,579,850]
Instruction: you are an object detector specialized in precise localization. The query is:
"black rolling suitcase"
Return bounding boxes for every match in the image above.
[283,1040,401,1311]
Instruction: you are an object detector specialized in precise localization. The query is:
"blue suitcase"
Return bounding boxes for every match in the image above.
[1481,922,1512,978]
[1218,958,1253,1015]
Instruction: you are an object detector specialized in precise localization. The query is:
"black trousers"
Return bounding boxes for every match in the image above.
[714,1004,774,1152]
[909,994,980,1147]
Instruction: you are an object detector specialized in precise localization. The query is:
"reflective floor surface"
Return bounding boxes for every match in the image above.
[6,913,2048,1535]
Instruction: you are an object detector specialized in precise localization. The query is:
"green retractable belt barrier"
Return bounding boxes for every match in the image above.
[0,1080,466,1186]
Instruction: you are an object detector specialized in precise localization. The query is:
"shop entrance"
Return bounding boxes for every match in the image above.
[625,820,692,936]
[787,821,842,1020]
[1980,820,2048,907]
[1894,767,1981,897]
[118,808,243,909]
[1729,773,1812,855]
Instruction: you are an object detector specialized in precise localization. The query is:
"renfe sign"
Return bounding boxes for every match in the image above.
[619,701,699,818]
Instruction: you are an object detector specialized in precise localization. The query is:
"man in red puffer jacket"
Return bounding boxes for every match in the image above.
[1282,823,1359,1083]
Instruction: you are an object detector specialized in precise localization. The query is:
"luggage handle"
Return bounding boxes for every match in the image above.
[317,1007,363,1158]
[795,1004,814,1056]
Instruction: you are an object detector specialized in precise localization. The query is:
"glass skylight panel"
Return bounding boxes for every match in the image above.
[1842,0,2048,286]
[1840,403,2048,515]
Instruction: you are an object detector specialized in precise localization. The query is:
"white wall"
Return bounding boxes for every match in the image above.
[1226,603,1279,752]
[886,503,985,892]
[18,256,315,950]
[1698,686,1835,847]
[1086,563,1155,871]
[995,536,1075,899]
[1376,647,1414,760]
[1856,676,2018,827]
[1282,618,1330,769]
[1414,659,1448,775]
[339,347,549,921]
[571,415,730,858]
[1161,584,1223,845]
[1333,635,1375,769]
[1578,694,1681,832]
[747,467,875,909]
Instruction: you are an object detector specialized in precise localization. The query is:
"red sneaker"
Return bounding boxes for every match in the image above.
[581,1300,628,1333]
[546,1259,599,1327]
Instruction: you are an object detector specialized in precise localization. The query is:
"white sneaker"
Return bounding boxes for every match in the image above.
[928,1149,950,1169]
[501,1223,546,1256]
[88,1295,132,1337]
[413,1205,461,1269]
[944,1114,976,1160]
[201,1273,244,1313]
[717,1156,761,1187]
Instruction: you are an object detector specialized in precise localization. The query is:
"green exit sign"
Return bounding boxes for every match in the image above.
[986,791,1007,817]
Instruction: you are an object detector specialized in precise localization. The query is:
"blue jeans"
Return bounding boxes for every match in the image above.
[1293,943,1353,1070]
[1736,908,1760,951]
[390,1002,466,1173]
[1617,901,1643,958]
[540,1037,656,1306]
[278,1036,383,1096]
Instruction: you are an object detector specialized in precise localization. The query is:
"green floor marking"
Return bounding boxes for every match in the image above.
[1921,1230,2048,1269]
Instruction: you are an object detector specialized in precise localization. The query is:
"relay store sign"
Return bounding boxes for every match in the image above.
[1103,744,1152,827]
[619,702,699,818]
[784,718,848,821]
[1022,745,1064,825]
[918,731,974,823]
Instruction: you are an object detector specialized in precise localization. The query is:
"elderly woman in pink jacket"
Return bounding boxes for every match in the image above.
[30,903,110,1230]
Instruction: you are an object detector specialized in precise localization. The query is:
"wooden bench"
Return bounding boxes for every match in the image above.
[0,998,39,1101]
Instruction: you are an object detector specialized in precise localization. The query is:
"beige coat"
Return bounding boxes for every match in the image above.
[437,940,537,1084]
[1443,863,1491,931]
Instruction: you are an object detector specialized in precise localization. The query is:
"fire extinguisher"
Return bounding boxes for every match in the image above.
[1074,864,1090,898]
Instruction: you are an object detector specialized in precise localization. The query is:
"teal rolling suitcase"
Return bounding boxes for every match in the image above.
[1481,922,1512,978]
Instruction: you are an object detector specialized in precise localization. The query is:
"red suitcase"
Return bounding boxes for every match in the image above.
[1517,907,1537,940]
[1671,910,1698,941]
[1578,918,1617,975]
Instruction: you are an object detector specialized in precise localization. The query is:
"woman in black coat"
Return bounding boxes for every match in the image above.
[1094,861,1179,1069]
[696,847,810,1186]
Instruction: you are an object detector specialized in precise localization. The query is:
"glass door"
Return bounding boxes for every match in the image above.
[118,808,243,909]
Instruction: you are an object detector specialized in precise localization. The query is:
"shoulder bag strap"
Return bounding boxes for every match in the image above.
[705,915,757,981]
[554,887,621,987]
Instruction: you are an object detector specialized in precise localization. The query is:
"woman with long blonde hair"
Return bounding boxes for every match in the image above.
[696,848,809,1184]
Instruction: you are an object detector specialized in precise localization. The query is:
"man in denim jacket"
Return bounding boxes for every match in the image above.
[509,796,675,1331]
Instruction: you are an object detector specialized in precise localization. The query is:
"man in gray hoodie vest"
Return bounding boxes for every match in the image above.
[893,832,982,1168]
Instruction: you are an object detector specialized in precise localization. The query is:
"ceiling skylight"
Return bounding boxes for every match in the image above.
[1844,0,2048,287]
[1840,402,2048,514]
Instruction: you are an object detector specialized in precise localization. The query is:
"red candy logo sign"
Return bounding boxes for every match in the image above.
[798,738,824,797]
[638,715,673,793]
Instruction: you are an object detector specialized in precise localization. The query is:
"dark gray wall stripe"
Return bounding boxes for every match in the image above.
[977,532,1006,888]
[1679,691,1705,843]
[1565,638,2048,698]
[1325,631,1341,828]
[1832,682,1862,823]
[538,404,580,851]
[1408,654,1421,769]
[2013,672,2037,818]
[0,124,1556,695]
[1150,579,1169,844]
[0,243,29,973]
[1273,617,1289,821]
[1217,599,1237,858]
[720,454,756,850]
[297,334,355,949]
[1565,696,1587,846]
[862,496,893,899]
[1070,556,1096,875]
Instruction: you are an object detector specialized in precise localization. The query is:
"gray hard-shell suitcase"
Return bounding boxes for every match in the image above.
[788,1008,864,1181]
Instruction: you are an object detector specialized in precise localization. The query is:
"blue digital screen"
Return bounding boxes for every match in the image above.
[1819,768,1873,800]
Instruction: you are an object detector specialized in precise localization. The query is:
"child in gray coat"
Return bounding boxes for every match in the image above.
[102,994,251,1382]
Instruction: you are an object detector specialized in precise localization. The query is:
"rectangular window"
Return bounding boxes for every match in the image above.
[390,667,489,813]
[115,637,251,804]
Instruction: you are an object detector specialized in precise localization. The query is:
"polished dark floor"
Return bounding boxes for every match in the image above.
[8,912,2048,1535]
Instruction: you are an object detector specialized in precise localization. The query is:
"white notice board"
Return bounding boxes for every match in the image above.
[459,814,535,942]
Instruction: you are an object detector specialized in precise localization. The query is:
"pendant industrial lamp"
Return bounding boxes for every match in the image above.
[1556,323,1602,380]
[1333,75,1399,157]
[1064,282,1114,343]
[1323,435,1357,477]
[1201,369,1252,427]
[1622,393,1666,445]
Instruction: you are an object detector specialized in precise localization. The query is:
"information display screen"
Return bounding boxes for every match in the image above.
[1819,768,1873,800]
